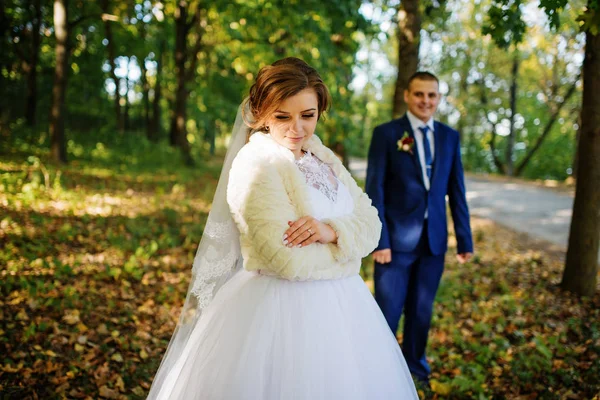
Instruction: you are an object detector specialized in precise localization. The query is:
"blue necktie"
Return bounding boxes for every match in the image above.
[419,126,432,181]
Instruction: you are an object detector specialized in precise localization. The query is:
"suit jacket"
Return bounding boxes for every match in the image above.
[228,132,382,281]
[365,115,473,255]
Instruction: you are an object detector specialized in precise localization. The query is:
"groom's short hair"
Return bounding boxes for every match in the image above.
[407,72,439,90]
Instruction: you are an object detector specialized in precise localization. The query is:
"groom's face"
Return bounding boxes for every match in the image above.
[404,79,440,123]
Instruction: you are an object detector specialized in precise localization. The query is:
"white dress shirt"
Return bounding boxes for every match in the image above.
[406,111,435,191]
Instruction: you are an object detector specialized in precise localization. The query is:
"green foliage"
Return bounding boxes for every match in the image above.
[578,1,600,34]
[1,0,372,164]
[482,0,527,49]
[539,0,569,29]
[0,0,594,182]
[419,0,584,180]
[484,0,599,48]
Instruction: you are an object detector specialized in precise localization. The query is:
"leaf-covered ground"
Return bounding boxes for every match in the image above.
[407,219,600,399]
[1,132,599,399]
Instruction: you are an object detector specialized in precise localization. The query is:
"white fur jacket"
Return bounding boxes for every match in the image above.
[226,132,382,281]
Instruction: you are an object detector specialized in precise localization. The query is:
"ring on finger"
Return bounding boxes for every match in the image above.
[307,228,313,235]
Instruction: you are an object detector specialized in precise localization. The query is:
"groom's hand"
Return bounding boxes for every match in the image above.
[373,249,392,264]
[456,252,473,264]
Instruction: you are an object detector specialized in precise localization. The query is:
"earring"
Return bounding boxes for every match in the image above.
[265,126,270,132]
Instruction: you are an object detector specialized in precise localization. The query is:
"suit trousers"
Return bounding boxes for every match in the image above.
[373,220,445,380]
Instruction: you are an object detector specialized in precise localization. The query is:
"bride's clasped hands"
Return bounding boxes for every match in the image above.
[283,216,338,248]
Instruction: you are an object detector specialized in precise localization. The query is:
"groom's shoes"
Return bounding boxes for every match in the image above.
[412,375,432,396]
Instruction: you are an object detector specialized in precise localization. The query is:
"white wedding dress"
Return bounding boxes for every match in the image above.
[151,152,418,399]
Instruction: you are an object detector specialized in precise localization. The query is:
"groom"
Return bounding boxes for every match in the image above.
[365,72,473,383]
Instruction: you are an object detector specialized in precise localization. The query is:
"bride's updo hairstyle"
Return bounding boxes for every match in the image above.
[243,57,331,133]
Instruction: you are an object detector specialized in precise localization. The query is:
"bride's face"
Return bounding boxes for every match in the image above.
[266,88,319,159]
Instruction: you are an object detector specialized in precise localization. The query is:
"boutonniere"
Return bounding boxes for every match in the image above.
[397,132,415,155]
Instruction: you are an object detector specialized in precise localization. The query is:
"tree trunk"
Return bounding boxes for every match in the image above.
[561,26,600,297]
[49,0,69,164]
[149,38,164,142]
[505,54,519,176]
[332,141,349,169]
[170,3,187,147]
[205,122,215,155]
[392,0,421,119]
[572,111,582,180]
[456,69,469,144]
[139,23,151,139]
[25,0,42,126]
[169,1,195,165]
[0,2,7,44]
[480,79,506,173]
[141,56,151,139]
[101,0,122,132]
[0,2,7,110]
[123,56,130,131]
[172,75,191,162]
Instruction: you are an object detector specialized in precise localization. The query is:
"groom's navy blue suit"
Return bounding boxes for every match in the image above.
[366,114,473,380]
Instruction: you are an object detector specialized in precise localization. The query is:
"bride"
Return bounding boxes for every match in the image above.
[147,57,418,399]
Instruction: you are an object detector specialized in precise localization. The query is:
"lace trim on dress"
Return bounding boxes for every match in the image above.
[190,220,239,308]
[295,151,339,203]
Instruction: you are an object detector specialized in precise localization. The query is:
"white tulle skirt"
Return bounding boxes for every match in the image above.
[152,269,418,400]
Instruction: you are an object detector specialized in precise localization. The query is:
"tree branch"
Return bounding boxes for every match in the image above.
[479,80,506,173]
[186,2,202,31]
[12,37,29,63]
[487,116,506,174]
[515,76,580,176]
[185,7,206,83]
[68,13,102,29]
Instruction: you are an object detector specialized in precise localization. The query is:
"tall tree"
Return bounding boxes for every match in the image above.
[150,37,165,142]
[505,54,519,176]
[123,56,131,130]
[139,20,152,139]
[140,55,151,136]
[170,0,204,166]
[392,0,421,118]
[100,0,123,132]
[24,0,43,126]
[48,0,100,163]
[6,0,46,126]
[49,0,69,163]
[562,0,599,296]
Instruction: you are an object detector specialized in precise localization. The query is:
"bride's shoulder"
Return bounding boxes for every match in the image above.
[233,140,270,170]
[230,137,283,184]
[233,133,291,168]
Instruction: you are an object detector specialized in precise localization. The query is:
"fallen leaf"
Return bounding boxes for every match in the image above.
[132,386,145,396]
[97,324,109,335]
[430,379,452,396]
[45,350,57,357]
[99,385,119,399]
[115,375,125,392]
[63,310,80,325]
